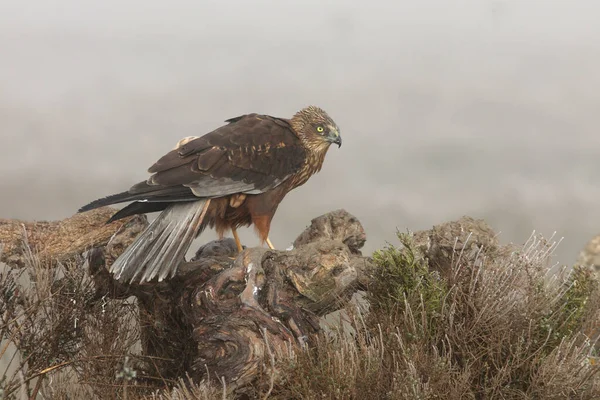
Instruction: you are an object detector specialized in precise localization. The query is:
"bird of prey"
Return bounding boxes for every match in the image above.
[79,105,342,284]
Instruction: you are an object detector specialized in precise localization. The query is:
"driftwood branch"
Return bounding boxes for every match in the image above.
[85,209,370,390]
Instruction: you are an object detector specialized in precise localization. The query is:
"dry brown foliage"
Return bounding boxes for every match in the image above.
[0,207,146,268]
[259,226,600,400]
[1,215,599,399]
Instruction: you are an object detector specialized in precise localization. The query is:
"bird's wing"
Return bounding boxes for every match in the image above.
[136,114,306,198]
[78,114,306,214]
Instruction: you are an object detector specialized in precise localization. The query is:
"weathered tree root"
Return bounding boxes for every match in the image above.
[88,209,371,390]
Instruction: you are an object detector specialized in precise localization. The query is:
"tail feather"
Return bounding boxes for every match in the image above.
[109,199,211,283]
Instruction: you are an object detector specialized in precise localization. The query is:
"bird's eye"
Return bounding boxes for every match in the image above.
[316,126,324,133]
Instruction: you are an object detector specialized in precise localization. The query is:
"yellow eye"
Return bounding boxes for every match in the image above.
[316,126,324,133]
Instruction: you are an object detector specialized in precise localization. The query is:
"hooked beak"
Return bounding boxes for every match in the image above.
[326,126,342,148]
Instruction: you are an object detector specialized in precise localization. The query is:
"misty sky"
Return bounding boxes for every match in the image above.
[2,0,600,265]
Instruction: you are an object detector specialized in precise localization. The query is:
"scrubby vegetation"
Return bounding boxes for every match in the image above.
[1,217,599,399]
[263,232,600,399]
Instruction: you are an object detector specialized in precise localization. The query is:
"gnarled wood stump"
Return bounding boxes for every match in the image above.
[87,209,371,390]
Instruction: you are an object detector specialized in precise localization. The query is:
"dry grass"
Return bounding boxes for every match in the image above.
[257,232,600,399]
[0,243,144,399]
[1,227,599,399]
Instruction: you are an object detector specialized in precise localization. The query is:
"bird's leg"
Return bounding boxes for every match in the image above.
[232,227,244,254]
[251,214,275,250]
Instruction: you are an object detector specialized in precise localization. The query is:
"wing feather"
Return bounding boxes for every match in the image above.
[79,113,306,212]
[145,114,305,198]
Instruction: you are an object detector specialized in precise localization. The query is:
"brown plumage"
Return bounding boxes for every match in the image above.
[79,105,342,283]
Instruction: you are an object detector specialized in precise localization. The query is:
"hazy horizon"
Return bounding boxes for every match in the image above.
[2,0,600,265]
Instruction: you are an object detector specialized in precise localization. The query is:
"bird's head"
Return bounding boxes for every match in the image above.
[290,106,342,151]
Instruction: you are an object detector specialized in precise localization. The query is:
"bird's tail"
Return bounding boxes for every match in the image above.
[109,199,211,283]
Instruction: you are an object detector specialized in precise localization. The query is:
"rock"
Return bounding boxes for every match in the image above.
[411,216,499,278]
[293,209,367,255]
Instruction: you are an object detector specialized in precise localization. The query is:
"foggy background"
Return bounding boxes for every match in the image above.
[1,0,600,265]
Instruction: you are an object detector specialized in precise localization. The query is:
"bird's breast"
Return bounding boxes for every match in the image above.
[289,151,327,189]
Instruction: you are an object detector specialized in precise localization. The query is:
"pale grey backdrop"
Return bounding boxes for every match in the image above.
[2,0,600,264]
